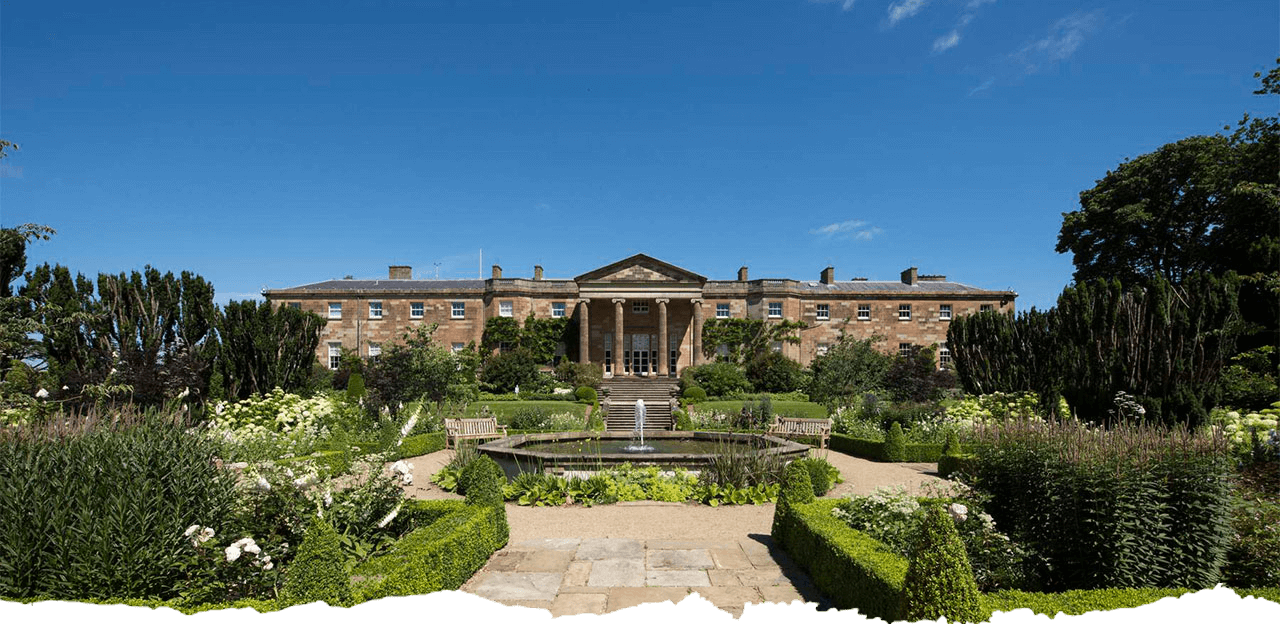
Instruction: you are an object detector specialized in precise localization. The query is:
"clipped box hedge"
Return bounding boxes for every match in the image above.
[829,434,947,462]
[937,453,977,479]
[771,496,1280,621]
[351,499,509,601]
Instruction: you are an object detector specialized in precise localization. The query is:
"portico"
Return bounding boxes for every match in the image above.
[573,255,707,378]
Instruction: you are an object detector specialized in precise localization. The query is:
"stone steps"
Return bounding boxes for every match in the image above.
[600,379,678,431]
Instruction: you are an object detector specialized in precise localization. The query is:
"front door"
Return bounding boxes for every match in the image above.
[632,333,650,375]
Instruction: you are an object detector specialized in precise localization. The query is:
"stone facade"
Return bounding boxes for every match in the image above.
[263,254,1016,375]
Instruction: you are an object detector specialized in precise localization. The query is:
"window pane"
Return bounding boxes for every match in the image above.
[452,302,465,318]
[552,302,566,318]
[411,302,424,317]
[716,303,729,318]
[328,303,342,319]
[500,301,513,317]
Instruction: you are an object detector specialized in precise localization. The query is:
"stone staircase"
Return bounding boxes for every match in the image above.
[601,378,679,431]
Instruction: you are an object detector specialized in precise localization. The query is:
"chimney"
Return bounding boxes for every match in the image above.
[389,265,412,280]
[820,266,835,285]
[491,265,502,279]
[901,267,918,286]
[533,265,543,280]
[738,266,749,281]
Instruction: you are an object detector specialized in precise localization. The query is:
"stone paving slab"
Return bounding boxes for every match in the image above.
[646,549,714,570]
[647,539,740,550]
[587,559,645,587]
[693,586,765,609]
[646,570,711,587]
[550,592,608,616]
[607,587,692,613]
[486,551,526,572]
[511,538,581,551]
[562,561,591,587]
[577,538,644,560]
[708,569,743,586]
[710,548,752,569]
[470,572,563,602]
[515,549,574,573]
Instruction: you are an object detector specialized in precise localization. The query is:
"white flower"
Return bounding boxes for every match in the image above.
[284,468,295,478]
[948,503,969,523]
[293,473,316,488]
[263,561,274,571]
[244,542,261,555]
[224,545,242,562]
[255,476,271,491]
[202,527,216,539]
[177,387,190,400]
[391,460,411,476]
[35,388,49,399]
[323,490,333,507]
[61,385,69,391]
[233,537,255,548]
[377,503,402,528]
[184,524,201,537]
[401,473,414,486]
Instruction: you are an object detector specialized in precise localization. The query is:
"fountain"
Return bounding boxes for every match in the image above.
[622,398,654,453]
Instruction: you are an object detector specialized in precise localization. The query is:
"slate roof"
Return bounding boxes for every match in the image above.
[267,279,487,293]
[788,280,1009,294]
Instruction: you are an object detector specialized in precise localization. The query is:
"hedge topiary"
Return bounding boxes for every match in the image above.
[782,461,816,505]
[575,386,598,403]
[898,504,983,623]
[345,372,366,402]
[279,518,353,607]
[462,456,506,507]
[942,429,962,456]
[884,422,907,462]
[682,386,707,403]
[795,457,837,496]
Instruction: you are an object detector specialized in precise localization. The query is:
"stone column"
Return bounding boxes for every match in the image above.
[691,298,704,366]
[613,298,626,377]
[578,299,591,365]
[656,299,669,377]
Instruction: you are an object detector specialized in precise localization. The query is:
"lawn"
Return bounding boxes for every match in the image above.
[464,401,591,420]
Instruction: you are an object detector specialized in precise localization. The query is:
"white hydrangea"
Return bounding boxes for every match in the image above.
[948,502,969,523]
[224,545,242,562]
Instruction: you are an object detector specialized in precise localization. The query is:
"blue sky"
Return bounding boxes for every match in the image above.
[2,0,1276,311]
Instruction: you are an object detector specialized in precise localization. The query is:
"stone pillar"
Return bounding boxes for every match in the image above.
[691,298,704,366]
[613,298,626,377]
[578,299,591,365]
[656,299,669,377]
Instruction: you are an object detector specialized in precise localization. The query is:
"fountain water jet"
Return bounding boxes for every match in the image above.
[622,398,654,453]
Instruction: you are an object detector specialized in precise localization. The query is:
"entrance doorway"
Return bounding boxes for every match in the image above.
[631,334,650,375]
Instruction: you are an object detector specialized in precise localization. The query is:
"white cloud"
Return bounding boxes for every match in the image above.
[812,0,857,10]
[1016,10,1104,71]
[967,78,995,96]
[933,30,961,52]
[811,220,882,241]
[887,0,930,26]
[966,0,996,8]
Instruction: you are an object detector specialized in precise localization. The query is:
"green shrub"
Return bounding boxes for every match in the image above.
[394,432,446,460]
[883,422,907,462]
[968,419,1233,590]
[681,363,751,398]
[674,408,694,431]
[938,454,977,479]
[351,501,509,601]
[555,360,603,390]
[682,386,708,403]
[344,372,366,402]
[781,461,815,505]
[792,457,839,496]
[898,504,983,623]
[462,456,506,507]
[0,410,239,600]
[575,386,598,403]
[942,429,962,456]
[1224,490,1280,588]
[279,518,353,607]
[746,351,809,394]
[829,433,947,462]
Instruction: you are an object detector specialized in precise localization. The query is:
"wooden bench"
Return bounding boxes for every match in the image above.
[767,417,833,450]
[443,417,508,449]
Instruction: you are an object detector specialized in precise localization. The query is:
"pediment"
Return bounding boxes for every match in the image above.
[575,254,706,284]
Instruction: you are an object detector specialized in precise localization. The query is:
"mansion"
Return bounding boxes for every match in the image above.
[263,254,1016,377]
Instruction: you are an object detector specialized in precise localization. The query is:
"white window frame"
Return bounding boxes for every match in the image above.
[410,302,424,318]
[369,301,383,319]
[368,343,381,358]
[939,344,952,369]
[857,304,870,320]
[768,302,782,318]
[899,342,913,357]
[939,304,952,321]
[716,303,729,319]
[632,302,649,314]
[451,302,465,319]
[551,302,566,318]
[499,301,513,317]
[816,343,830,357]
[451,342,465,354]
[816,303,829,321]
[328,302,342,319]
[771,340,783,353]
[327,343,341,370]
[981,304,995,313]
[898,304,912,320]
